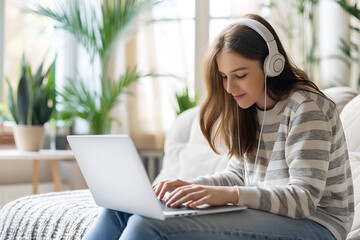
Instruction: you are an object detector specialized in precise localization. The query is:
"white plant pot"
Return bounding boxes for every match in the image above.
[13,125,45,151]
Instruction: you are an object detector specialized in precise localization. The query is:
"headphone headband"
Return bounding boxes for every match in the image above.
[237,19,274,42]
[237,18,285,77]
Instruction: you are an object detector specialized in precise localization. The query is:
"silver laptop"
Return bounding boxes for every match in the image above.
[67,134,247,220]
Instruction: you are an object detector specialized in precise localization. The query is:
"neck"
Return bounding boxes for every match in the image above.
[256,97,276,111]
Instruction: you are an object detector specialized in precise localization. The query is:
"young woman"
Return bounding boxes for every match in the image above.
[83,14,353,240]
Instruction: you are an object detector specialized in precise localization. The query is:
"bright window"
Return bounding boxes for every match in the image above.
[2,0,57,100]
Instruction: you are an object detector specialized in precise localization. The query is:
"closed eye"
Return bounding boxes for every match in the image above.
[235,74,247,79]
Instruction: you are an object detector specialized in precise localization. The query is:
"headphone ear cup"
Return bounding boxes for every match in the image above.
[264,53,285,77]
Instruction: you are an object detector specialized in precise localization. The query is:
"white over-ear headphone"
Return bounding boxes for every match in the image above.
[237,18,285,77]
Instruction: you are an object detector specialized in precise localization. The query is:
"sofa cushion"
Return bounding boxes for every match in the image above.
[348,152,360,239]
[323,87,358,113]
[154,107,228,183]
[341,94,360,152]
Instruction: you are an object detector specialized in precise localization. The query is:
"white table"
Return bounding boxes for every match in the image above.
[0,149,75,194]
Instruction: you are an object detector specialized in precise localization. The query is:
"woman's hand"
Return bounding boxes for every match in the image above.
[153,179,195,202]
[153,179,239,208]
[166,184,239,208]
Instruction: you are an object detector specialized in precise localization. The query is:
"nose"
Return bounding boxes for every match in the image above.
[225,77,236,93]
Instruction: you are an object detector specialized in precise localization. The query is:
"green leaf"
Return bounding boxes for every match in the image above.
[38,90,53,125]
[17,68,30,125]
[6,78,19,123]
[336,0,360,20]
[21,54,26,76]
[33,61,45,90]
[176,87,198,115]
[24,61,34,124]
[45,58,57,112]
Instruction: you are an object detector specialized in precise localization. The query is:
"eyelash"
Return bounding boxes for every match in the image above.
[236,74,247,79]
[221,74,247,80]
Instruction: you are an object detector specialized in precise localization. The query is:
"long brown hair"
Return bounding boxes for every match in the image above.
[199,14,332,160]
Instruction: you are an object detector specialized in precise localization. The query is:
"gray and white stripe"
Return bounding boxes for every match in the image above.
[196,90,354,240]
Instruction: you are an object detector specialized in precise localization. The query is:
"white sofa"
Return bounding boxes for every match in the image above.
[154,86,360,239]
[0,87,359,239]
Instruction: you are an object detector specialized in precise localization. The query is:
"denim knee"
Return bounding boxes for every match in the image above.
[120,215,164,240]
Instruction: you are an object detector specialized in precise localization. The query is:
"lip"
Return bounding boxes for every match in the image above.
[233,93,246,100]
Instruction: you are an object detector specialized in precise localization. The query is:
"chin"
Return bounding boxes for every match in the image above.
[236,102,253,109]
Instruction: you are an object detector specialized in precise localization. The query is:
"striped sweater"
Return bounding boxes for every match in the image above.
[195,90,354,240]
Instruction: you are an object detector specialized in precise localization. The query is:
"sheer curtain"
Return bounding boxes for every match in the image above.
[109,11,189,150]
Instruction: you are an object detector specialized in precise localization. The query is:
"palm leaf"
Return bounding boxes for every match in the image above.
[24,0,151,73]
[100,0,152,69]
[336,0,360,20]
[24,0,99,61]
[57,77,94,120]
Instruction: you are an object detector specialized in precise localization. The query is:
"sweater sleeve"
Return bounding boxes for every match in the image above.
[195,156,245,187]
[236,99,333,219]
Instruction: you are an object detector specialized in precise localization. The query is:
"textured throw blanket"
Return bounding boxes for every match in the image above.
[0,189,100,240]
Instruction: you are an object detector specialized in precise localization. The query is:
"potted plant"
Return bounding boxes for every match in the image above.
[57,68,140,134]
[6,54,56,151]
[25,0,152,134]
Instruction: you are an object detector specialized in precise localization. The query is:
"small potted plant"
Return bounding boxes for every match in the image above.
[6,54,56,151]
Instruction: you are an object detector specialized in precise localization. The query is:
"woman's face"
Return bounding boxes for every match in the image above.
[216,51,274,110]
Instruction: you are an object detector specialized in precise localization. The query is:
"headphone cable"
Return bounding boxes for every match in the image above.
[240,74,267,187]
[250,74,267,186]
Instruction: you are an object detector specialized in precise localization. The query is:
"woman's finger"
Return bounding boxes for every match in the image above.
[157,179,182,200]
[165,183,196,200]
[188,196,210,208]
[167,187,205,207]
[154,179,195,201]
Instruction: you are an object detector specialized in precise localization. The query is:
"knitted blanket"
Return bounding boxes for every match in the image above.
[0,189,100,240]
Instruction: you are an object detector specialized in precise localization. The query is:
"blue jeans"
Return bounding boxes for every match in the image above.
[82,208,335,240]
